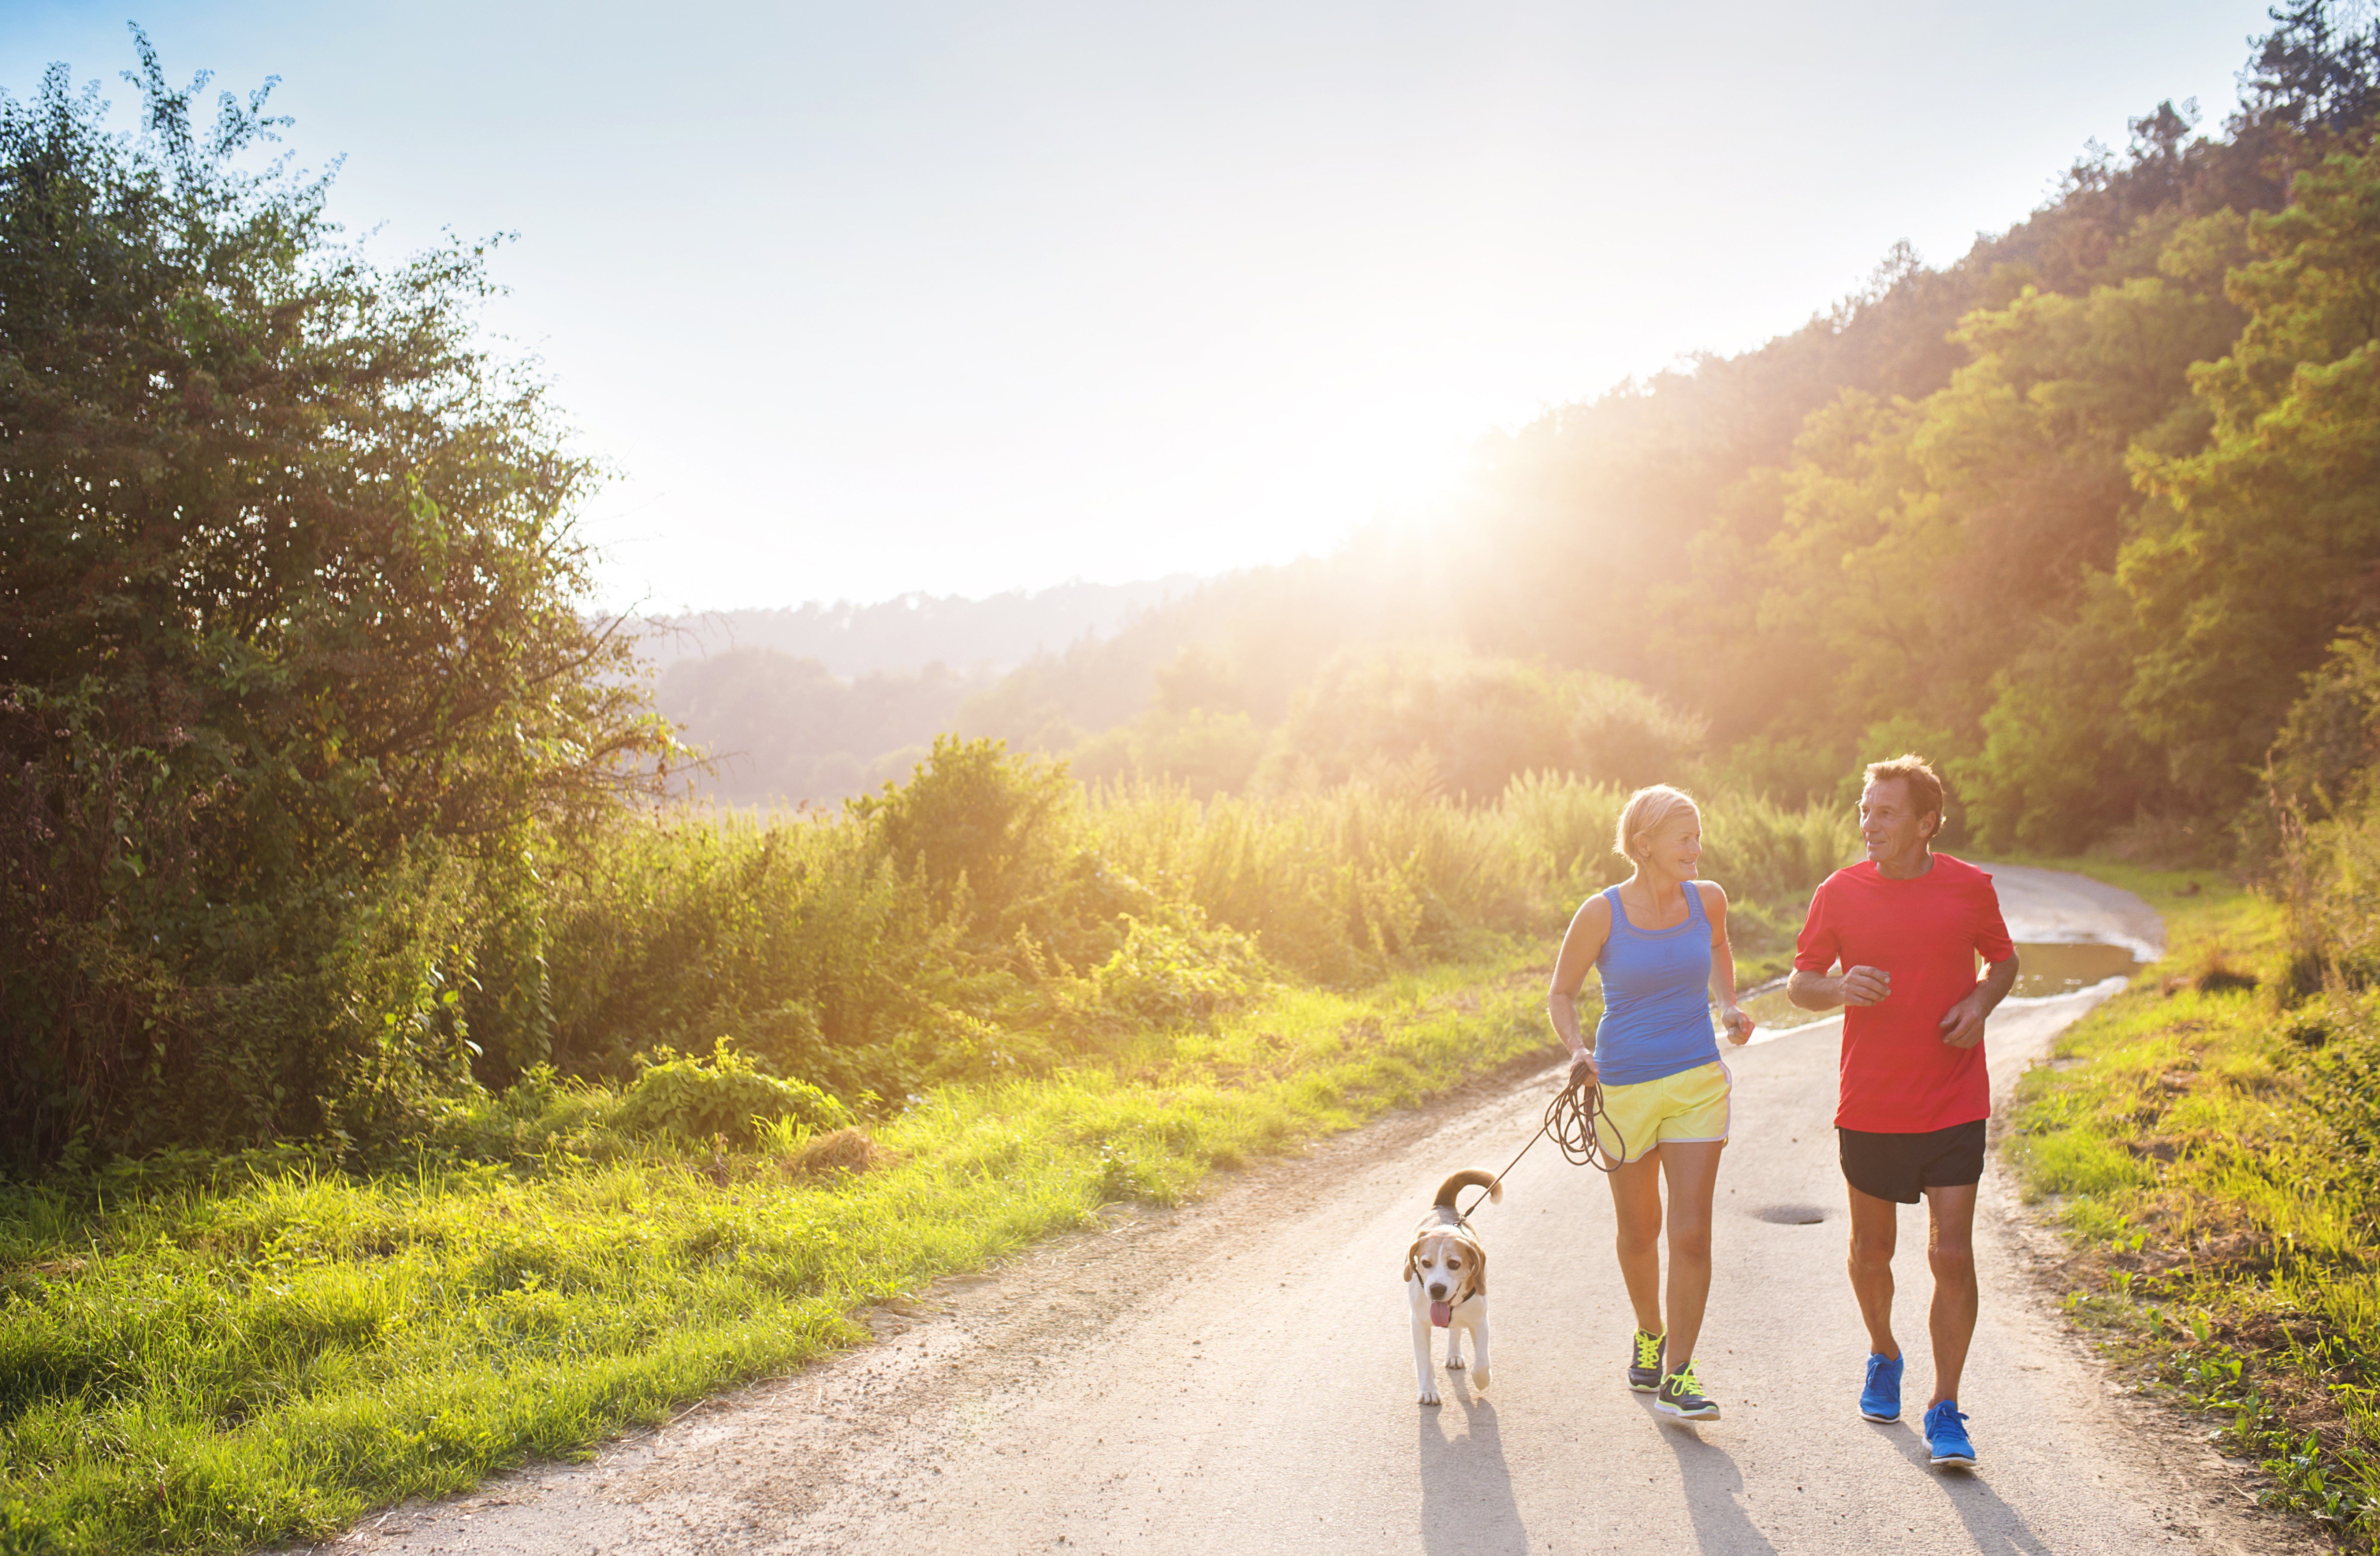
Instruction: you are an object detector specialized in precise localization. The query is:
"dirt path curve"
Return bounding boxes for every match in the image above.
[304,865,2314,1556]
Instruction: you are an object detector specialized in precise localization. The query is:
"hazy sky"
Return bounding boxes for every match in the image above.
[4,1,2279,610]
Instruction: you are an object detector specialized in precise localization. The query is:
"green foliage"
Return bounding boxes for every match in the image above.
[1569,674,1710,789]
[2124,139,2380,806]
[0,44,672,1164]
[1696,789,1865,910]
[1069,706,1268,797]
[2005,862,2380,1548]
[851,736,1083,937]
[0,951,1555,1555]
[1255,646,1583,801]
[1091,913,1267,1027]
[2267,629,2380,824]
[613,1044,853,1146]
[1961,575,2168,851]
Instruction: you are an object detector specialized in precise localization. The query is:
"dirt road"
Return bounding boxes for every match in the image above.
[306,865,2312,1555]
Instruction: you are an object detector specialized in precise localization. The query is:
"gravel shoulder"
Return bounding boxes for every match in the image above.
[294,864,2319,1556]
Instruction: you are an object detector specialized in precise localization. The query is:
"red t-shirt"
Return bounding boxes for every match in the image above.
[1792,854,2015,1132]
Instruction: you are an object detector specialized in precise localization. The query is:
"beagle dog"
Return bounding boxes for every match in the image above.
[1404,1169,1500,1405]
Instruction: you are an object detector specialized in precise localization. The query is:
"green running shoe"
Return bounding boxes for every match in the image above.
[1655,1360,1720,1421]
[1627,1329,1664,1393]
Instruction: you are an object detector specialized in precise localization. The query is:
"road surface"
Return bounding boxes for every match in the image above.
[305,864,2311,1556]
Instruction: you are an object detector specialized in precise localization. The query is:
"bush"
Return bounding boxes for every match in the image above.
[1257,647,1592,802]
[1571,675,1709,790]
[851,735,1081,938]
[1093,913,1268,1026]
[0,48,670,1165]
[614,1043,853,1146]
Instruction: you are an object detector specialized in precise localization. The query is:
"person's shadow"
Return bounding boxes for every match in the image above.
[1415,1381,1527,1555]
[1656,1410,1781,1555]
[1877,1420,2054,1554]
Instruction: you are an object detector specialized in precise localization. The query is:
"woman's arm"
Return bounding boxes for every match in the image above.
[1548,895,1613,1083]
[1699,882,1754,1046]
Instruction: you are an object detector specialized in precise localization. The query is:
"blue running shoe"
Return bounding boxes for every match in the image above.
[1859,1351,1903,1422]
[1925,1400,1976,1467]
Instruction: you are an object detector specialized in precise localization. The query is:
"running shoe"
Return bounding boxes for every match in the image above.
[1924,1400,1976,1467]
[1859,1350,1904,1422]
[1627,1329,1664,1393]
[1655,1361,1720,1421]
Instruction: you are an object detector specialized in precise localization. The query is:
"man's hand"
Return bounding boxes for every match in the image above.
[1568,1048,1600,1087]
[1938,990,1987,1049]
[1839,965,1892,1008]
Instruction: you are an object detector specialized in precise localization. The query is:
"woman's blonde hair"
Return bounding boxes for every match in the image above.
[1613,784,1699,864]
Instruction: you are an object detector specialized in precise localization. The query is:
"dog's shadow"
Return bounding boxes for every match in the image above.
[1415,1382,1527,1556]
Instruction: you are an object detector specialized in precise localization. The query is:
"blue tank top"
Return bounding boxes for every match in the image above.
[1592,882,1721,1085]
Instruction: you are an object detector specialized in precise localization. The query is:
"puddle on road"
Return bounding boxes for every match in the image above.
[1733,940,2146,1030]
[2008,939,2147,997]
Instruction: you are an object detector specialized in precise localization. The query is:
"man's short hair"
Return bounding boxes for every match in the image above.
[1613,783,1699,864]
[1864,753,1944,834]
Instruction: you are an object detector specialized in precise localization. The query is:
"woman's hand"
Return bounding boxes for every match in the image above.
[1567,1048,1599,1088]
[1720,1004,1754,1046]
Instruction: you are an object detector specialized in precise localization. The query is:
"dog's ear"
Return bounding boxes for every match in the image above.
[1401,1237,1422,1283]
[1466,1235,1486,1298]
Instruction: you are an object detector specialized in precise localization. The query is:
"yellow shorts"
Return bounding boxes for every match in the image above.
[1594,1060,1732,1164]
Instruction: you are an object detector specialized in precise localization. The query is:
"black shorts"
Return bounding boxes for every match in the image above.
[1838,1120,1986,1205]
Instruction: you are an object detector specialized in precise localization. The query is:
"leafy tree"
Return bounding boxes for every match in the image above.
[2265,628,2380,822]
[2240,0,2380,136]
[0,38,670,1159]
[1960,575,2168,850]
[1256,647,1590,801]
[2123,139,2380,806]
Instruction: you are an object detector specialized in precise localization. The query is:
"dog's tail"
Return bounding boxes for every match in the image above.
[1432,1169,1502,1209]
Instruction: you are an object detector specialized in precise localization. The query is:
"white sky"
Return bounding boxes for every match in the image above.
[4,0,2277,610]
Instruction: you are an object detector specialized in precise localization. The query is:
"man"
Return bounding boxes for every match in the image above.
[1787,754,2016,1469]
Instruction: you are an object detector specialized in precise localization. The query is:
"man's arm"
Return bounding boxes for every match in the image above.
[1788,964,1892,1010]
[1785,877,1887,1011]
[1937,955,2019,1050]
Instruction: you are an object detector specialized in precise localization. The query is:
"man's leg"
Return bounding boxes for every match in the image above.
[1923,1182,1979,1406]
[1845,1182,1901,1358]
[1656,1140,1724,1368]
[1607,1147,1665,1339]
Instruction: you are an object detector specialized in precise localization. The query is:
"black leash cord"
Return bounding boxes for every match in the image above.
[1457,1069,1628,1220]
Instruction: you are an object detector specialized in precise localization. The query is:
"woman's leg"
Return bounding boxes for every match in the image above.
[1655,1140,1725,1368]
[1606,1146,1666,1335]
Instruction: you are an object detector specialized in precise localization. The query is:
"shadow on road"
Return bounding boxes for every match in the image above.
[1415,1384,1528,1555]
[1880,1421,2053,1555]
[1656,1416,1781,1555]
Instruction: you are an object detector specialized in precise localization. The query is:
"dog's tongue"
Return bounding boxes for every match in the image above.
[1430,1300,1451,1328]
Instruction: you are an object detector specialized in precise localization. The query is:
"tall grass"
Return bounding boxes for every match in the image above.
[0,744,1860,1551]
[494,755,1856,1109]
[0,954,1554,1554]
[2005,861,2380,1545]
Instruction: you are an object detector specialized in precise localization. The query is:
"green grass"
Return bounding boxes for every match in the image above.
[0,948,1565,1554]
[2003,858,2380,1544]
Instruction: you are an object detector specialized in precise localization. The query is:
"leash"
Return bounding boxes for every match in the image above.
[1457,1065,1628,1220]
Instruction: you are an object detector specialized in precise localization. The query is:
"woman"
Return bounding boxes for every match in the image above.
[1548,783,1754,1421]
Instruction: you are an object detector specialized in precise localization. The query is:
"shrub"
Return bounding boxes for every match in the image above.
[1571,675,1709,790]
[0,49,671,1165]
[614,1043,853,1146]
[1093,913,1268,1025]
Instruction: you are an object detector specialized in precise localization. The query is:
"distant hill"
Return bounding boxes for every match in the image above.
[636,576,1201,679]
[640,575,1201,805]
